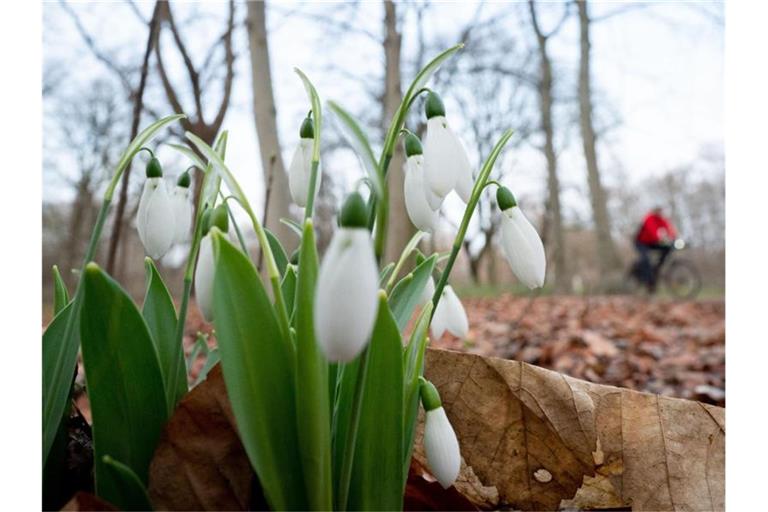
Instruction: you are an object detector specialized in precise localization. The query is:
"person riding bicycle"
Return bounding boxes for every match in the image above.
[634,207,677,292]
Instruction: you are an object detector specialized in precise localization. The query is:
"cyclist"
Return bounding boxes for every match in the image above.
[634,206,677,292]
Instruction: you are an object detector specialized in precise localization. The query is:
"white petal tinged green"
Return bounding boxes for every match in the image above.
[170,185,193,244]
[500,206,546,289]
[194,234,215,321]
[314,227,379,362]
[404,155,439,233]
[136,177,175,260]
[288,138,320,207]
[430,285,468,340]
[424,406,461,489]
[423,116,473,202]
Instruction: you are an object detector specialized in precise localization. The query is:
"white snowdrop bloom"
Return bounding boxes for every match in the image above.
[430,285,468,340]
[194,234,215,321]
[170,172,193,244]
[314,193,379,362]
[497,187,546,289]
[422,92,473,203]
[420,275,435,306]
[404,154,438,233]
[420,379,461,489]
[194,205,230,322]
[288,117,320,207]
[136,163,175,260]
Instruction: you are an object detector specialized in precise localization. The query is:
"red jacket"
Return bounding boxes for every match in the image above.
[636,212,676,245]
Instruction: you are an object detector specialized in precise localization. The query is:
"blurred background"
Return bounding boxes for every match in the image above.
[42,1,725,404]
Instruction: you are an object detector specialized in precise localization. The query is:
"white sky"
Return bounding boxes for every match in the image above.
[42,1,724,227]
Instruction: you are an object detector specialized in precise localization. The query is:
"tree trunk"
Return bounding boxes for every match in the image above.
[382,0,412,265]
[245,1,295,251]
[529,0,569,292]
[577,0,621,280]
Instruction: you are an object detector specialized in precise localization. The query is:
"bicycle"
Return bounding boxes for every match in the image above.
[627,239,702,299]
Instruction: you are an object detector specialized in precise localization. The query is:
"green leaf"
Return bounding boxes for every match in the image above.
[280,217,304,238]
[327,101,382,199]
[100,455,154,511]
[389,254,437,331]
[186,333,208,375]
[266,228,289,277]
[295,68,323,163]
[379,262,396,288]
[80,263,168,501]
[52,265,70,315]
[166,143,206,170]
[347,293,404,511]
[193,349,220,387]
[210,232,307,510]
[294,220,332,509]
[281,264,298,321]
[402,303,433,480]
[142,258,187,411]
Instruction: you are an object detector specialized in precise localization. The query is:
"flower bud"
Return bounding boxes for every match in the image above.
[430,285,468,340]
[420,377,460,489]
[194,206,230,322]
[498,194,546,289]
[423,99,473,204]
[136,176,175,260]
[171,172,193,244]
[420,274,435,306]
[314,221,379,362]
[404,153,438,233]
[424,91,446,119]
[339,191,368,228]
[288,117,320,207]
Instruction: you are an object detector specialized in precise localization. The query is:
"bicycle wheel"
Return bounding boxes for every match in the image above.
[662,259,702,299]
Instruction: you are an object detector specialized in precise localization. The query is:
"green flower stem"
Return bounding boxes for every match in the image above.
[304,160,320,220]
[430,129,515,319]
[336,344,371,511]
[385,231,425,293]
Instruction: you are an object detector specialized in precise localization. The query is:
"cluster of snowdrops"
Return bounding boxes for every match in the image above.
[42,45,545,511]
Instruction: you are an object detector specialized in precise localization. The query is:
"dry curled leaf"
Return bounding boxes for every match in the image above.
[60,492,117,511]
[417,348,725,511]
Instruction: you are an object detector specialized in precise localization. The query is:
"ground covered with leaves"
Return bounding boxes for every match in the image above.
[433,295,725,407]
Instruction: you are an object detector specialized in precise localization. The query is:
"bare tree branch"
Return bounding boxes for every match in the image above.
[211,0,236,135]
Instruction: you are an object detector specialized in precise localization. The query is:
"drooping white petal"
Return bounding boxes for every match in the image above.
[404,155,439,233]
[500,207,546,289]
[424,407,461,489]
[454,156,474,204]
[194,235,215,321]
[424,178,444,211]
[314,228,379,362]
[430,285,468,339]
[423,116,458,199]
[136,177,175,260]
[420,275,435,306]
[171,186,193,244]
[288,138,320,208]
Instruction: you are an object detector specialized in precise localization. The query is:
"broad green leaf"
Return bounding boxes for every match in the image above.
[327,101,382,199]
[42,302,78,464]
[101,455,154,511]
[294,68,323,163]
[44,114,184,466]
[402,303,433,480]
[210,232,307,510]
[80,263,167,502]
[294,220,332,510]
[281,264,298,320]
[193,349,220,387]
[266,228,289,277]
[52,265,70,315]
[389,254,437,330]
[142,259,187,410]
[347,294,404,510]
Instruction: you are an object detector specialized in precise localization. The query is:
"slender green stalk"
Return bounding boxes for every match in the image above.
[336,345,371,511]
[430,129,515,318]
[385,231,425,292]
[304,160,320,220]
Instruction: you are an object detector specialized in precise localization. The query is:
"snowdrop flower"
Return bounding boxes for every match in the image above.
[288,116,321,207]
[170,169,194,244]
[420,377,461,489]
[403,133,439,232]
[430,285,468,340]
[314,192,379,362]
[195,205,229,322]
[423,91,474,204]
[136,156,175,260]
[420,274,435,306]
[497,187,546,289]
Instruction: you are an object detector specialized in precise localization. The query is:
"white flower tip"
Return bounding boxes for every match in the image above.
[424,407,461,489]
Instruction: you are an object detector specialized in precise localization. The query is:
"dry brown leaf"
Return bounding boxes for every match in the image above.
[148,365,254,511]
[418,348,725,511]
[60,492,117,511]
